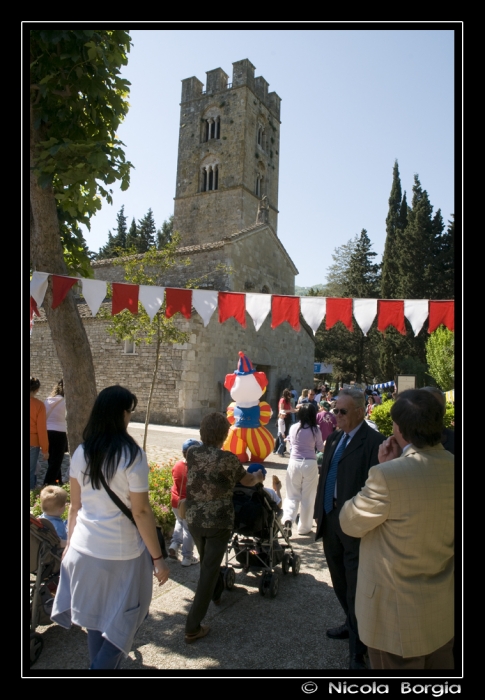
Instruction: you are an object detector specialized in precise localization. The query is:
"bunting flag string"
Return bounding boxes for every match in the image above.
[29,271,455,336]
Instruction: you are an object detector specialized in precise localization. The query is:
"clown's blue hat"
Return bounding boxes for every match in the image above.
[234,351,256,375]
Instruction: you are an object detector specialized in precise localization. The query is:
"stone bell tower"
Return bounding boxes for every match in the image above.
[173,59,281,246]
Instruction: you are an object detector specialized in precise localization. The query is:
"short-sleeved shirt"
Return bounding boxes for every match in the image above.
[185,445,247,530]
[69,444,149,560]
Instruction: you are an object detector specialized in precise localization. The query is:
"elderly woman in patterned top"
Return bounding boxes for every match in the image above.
[184,412,264,643]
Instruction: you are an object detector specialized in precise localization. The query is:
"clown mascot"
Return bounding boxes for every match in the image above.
[222,351,274,463]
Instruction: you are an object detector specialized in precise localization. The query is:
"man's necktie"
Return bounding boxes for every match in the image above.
[323,433,350,514]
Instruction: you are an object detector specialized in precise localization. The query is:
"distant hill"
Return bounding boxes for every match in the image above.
[295,284,326,296]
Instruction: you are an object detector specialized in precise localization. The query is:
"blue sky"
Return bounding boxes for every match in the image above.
[80,27,456,289]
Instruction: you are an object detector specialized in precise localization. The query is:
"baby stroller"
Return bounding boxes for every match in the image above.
[220,483,301,598]
[29,515,63,666]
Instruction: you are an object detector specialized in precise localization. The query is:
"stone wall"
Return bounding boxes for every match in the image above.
[30,306,315,427]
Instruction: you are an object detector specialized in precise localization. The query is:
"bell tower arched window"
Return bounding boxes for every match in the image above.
[201,163,219,192]
[203,116,220,142]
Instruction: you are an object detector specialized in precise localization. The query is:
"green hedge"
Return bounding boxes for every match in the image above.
[370,398,455,437]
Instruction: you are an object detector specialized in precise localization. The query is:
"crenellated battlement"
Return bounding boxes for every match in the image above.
[180,58,280,119]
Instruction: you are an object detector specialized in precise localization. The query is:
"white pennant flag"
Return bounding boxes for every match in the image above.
[404,299,429,336]
[139,285,165,322]
[246,293,271,331]
[300,297,327,335]
[192,289,218,327]
[353,299,377,336]
[81,279,107,317]
[30,271,50,306]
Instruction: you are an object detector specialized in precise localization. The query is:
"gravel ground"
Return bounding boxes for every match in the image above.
[29,422,352,676]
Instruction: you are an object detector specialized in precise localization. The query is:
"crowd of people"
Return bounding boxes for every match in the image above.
[29,374,454,671]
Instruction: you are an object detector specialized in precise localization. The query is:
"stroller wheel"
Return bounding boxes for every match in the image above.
[282,553,291,575]
[269,574,279,598]
[224,566,236,590]
[291,554,301,575]
[259,572,271,597]
[30,632,43,667]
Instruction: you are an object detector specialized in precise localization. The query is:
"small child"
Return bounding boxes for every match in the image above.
[40,485,68,547]
[272,411,287,456]
[169,438,201,567]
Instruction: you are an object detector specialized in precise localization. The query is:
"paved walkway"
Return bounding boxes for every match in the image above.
[30,422,350,674]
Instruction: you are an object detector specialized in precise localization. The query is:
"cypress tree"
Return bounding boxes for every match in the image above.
[126,217,139,251]
[112,205,128,249]
[137,208,156,252]
[381,160,403,299]
[157,215,174,249]
[397,174,435,299]
[97,230,116,259]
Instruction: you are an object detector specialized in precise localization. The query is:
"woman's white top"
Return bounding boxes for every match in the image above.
[44,395,67,432]
[69,444,149,560]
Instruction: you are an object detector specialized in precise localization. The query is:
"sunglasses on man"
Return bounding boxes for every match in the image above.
[333,408,350,415]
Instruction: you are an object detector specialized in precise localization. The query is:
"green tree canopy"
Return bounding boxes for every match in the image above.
[425,327,455,391]
[30,29,133,276]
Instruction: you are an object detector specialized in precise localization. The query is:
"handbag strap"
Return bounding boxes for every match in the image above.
[99,471,137,528]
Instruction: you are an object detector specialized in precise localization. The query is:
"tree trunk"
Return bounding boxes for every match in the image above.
[30,108,97,454]
[143,320,162,451]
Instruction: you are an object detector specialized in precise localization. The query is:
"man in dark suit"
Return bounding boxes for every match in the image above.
[314,388,385,669]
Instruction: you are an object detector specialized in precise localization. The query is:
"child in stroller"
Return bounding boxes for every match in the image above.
[220,465,301,598]
[29,514,64,666]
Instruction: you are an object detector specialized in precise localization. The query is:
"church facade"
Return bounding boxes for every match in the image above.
[30,59,315,426]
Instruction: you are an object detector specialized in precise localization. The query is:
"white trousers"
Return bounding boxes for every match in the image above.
[282,458,319,534]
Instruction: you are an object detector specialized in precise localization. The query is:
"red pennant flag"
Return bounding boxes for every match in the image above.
[326,298,353,331]
[428,301,454,333]
[378,300,406,334]
[112,283,139,315]
[51,275,77,309]
[218,292,246,327]
[165,288,192,319]
[271,295,300,331]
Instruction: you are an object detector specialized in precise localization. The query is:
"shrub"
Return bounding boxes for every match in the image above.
[370,401,394,437]
[369,398,455,437]
[148,461,176,534]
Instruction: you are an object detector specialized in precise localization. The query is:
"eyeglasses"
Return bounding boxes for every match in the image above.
[333,408,348,415]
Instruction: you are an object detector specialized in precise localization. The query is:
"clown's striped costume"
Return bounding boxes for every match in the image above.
[223,401,274,462]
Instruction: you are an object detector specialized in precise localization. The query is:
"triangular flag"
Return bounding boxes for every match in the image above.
[429,301,454,333]
[112,283,139,315]
[404,299,429,336]
[192,289,218,327]
[245,293,271,331]
[139,285,165,322]
[51,275,78,309]
[165,288,192,319]
[300,297,326,335]
[81,278,107,317]
[218,292,246,327]
[378,300,406,334]
[271,295,300,331]
[326,298,353,331]
[353,299,377,336]
[30,271,50,306]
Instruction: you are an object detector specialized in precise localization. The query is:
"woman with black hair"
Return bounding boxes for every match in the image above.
[281,403,324,537]
[30,376,49,490]
[51,386,169,670]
